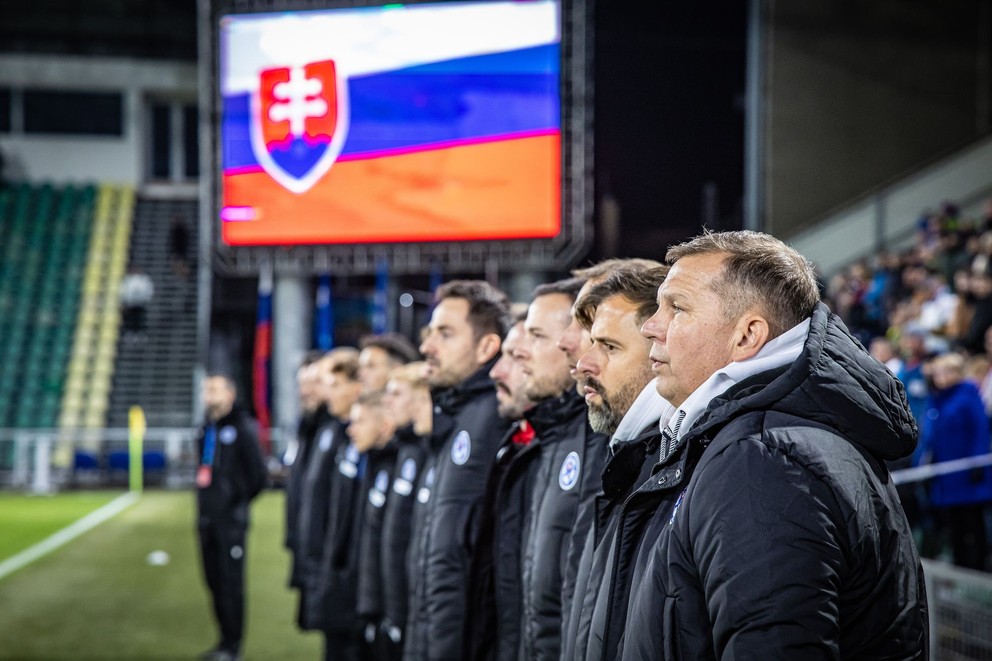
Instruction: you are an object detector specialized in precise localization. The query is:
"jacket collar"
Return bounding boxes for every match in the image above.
[524,387,586,440]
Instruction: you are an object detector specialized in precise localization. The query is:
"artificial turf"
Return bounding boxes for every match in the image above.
[0,489,322,660]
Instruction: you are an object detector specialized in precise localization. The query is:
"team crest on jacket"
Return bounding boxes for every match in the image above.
[251,59,350,194]
[451,431,471,465]
[370,469,389,508]
[219,425,238,445]
[417,466,436,503]
[318,429,333,452]
[558,451,581,491]
[670,488,688,526]
[401,458,417,481]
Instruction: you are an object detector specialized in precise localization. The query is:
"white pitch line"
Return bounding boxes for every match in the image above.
[0,491,140,581]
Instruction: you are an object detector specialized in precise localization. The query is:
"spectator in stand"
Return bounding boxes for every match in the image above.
[869,336,904,375]
[960,271,992,355]
[120,265,154,339]
[915,352,992,571]
[169,215,191,281]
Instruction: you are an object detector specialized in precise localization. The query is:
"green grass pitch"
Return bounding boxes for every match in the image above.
[0,490,322,660]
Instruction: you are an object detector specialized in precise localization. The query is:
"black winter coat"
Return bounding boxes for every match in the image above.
[381,426,430,642]
[463,421,541,661]
[356,443,400,620]
[285,407,329,589]
[195,407,267,529]
[314,440,365,634]
[561,424,661,661]
[519,389,607,661]
[403,361,512,661]
[598,304,929,660]
[296,418,349,631]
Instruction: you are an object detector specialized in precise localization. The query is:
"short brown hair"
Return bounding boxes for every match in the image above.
[571,258,664,283]
[435,280,512,339]
[359,333,421,364]
[532,276,585,303]
[388,361,429,391]
[575,266,670,331]
[666,230,820,338]
[324,347,360,381]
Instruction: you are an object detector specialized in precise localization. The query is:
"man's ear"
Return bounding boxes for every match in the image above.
[476,333,502,365]
[732,315,770,362]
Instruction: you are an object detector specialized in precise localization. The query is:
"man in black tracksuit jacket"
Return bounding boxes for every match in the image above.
[379,361,433,659]
[404,280,512,661]
[597,232,928,659]
[295,350,361,656]
[285,356,327,602]
[462,316,539,661]
[512,280,610,660]
[557,265,670,661]
[196,375,267,661]
[350,391,401,660]
[380,424,429,658]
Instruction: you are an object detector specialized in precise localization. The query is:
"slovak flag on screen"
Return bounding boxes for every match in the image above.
[219,0,562,246]
[252,60,349,194]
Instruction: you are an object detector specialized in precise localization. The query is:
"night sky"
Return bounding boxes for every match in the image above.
[592,2,747,262]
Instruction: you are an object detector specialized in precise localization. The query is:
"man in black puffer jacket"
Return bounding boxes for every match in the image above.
[404,280,513,661]
[560,264,670,661]
[463,312,539,661]
[379,362,433,660]
[510,278,608,661]
[597,231,928,660]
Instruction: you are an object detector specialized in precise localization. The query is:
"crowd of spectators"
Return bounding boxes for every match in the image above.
[826,198,992,570]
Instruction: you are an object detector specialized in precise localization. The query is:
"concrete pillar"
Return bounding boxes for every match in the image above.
[272,275,311,454]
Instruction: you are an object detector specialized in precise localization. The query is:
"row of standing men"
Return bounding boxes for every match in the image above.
[206,231,930,660]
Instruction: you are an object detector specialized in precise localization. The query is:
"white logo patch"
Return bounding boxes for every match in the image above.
[374,469,390,493]
[401,458,417,481]
[451,430,471,466]
[417,466,436,503]
[558,451,581,491]
[230,544,243,560]
[318,429,333,452]
[345,444,360,464]
[219,425,238,445]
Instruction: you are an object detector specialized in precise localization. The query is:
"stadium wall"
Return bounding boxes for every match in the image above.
[0,54,196,185]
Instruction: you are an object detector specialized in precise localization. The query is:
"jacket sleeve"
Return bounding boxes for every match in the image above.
[687,438,845,660]
[239,420,268,500]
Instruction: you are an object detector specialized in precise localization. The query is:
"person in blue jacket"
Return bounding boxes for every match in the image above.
[916,351,992,570]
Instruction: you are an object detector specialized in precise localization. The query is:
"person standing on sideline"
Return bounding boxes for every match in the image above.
[196,374,267,661]
[404,280,512,661]
[603,230,927,659]
[561,264,669,661]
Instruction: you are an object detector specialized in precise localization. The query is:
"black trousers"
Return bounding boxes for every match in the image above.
[198,523,247,653]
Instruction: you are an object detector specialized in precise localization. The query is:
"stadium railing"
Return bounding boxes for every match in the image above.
[0,427,290,493]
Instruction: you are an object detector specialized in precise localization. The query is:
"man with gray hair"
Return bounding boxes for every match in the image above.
[595,231,927,659]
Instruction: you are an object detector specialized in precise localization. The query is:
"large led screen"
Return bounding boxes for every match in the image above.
[219,0,561,246]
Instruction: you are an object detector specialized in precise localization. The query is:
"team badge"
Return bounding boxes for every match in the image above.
[219,425,238,445]
[346,444,360,464]
[417,467,436,504]
[250,59,350,194]
[318,429,333,452]
[669,488,688,526]
[558,451,580,491]
[451,430,471,466]
[340,443,360,478]
[401,458,417,481]
[370,469,389,508]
